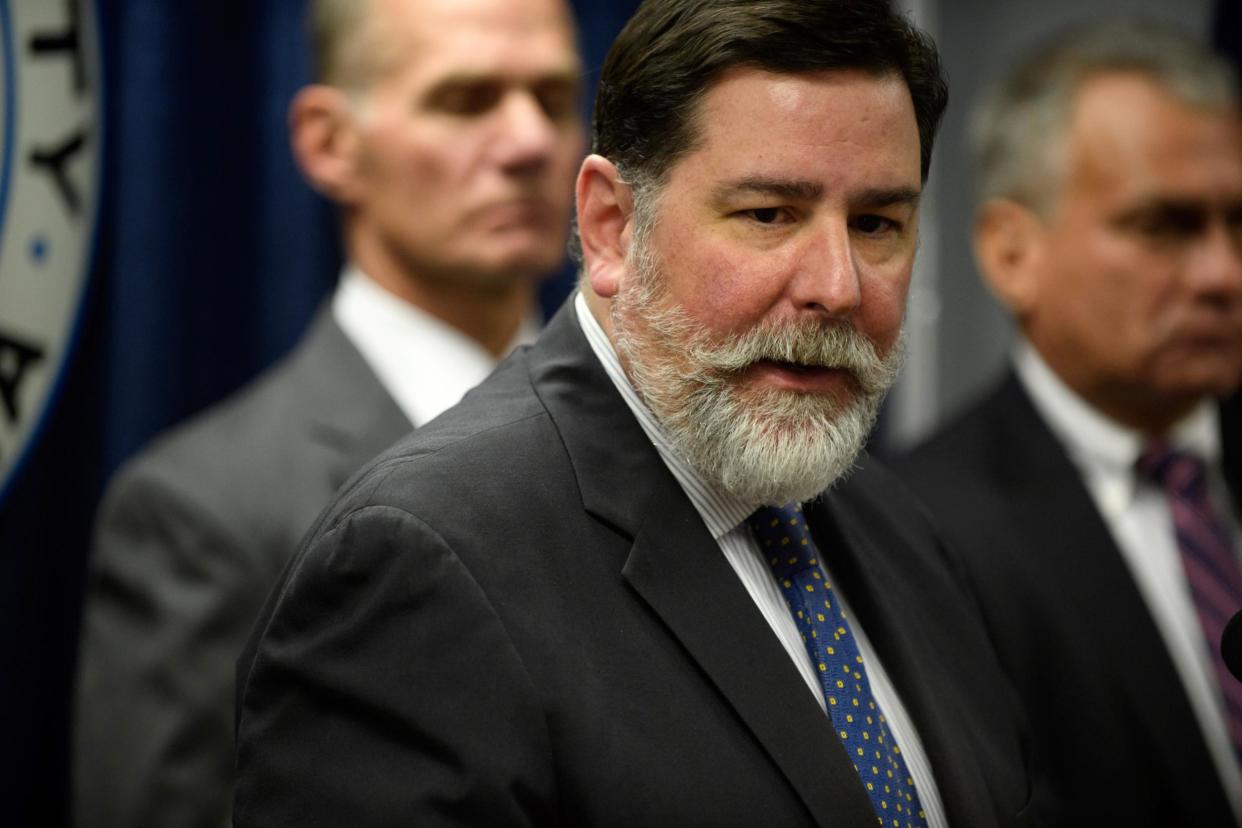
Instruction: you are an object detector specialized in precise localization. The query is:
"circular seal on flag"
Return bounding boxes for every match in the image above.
[0,0,102,502]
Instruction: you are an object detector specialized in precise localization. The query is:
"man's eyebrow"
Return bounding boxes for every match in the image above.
[713,177,824,202]
[1111,198,1206,224]
[428,68,582,90]
[853,186,922,208]
[1123,196,1206,212]
[712,177,922,208]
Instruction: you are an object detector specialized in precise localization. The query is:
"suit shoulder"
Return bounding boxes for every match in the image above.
[838,454,937,524]
[903,396,1001,466]
[118,356,288,470]
[326,386,555,531]
[113,308,385,484]
[835,454,970,565]
[98,336,364,560]
[891,383,1017,496]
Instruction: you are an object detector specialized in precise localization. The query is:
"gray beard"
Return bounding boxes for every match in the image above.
[610,233,904,506]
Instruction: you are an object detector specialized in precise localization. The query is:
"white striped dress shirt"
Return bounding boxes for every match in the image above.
[574,293,948,827]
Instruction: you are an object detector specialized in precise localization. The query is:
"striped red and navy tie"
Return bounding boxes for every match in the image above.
[1140,444,1242,760]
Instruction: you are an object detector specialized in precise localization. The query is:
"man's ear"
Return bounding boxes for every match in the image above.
[576,154,634,299]
[289,85,362,204]
[973,198,1046,318]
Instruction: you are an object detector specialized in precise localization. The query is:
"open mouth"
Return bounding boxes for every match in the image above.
[748,359,851,393]
[769,360,820,374]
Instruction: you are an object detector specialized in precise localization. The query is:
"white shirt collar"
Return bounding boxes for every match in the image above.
[1014,340,1220,510]
[332,266,539,427]
[573,292,756,538]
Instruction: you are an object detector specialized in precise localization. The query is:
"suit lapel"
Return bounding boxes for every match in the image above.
[621,487,880,826]
[995,376,1221,787]
[286,307,413,489]
[805,486,990,824]
[530,301,878,826]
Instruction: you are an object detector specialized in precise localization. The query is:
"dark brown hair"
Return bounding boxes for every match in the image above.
[592,0,948,187]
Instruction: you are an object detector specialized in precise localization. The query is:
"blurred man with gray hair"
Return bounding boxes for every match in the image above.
[74,1,584,825]
[898,20,1242,826]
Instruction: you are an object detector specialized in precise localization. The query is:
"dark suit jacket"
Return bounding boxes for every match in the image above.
[234,303,1041,827]
[896,372,1242,827]
[75,309,412,828]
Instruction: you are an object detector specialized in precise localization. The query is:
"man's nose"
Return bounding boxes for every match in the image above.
[494,91,560,175]
[787,221,863,318]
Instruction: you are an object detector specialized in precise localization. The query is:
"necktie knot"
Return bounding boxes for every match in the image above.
[1138,442,1209,500]
[747,503,818,580]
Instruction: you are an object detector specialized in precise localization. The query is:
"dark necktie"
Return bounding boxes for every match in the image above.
[1138,444,1242,759]
[748,502,928,828]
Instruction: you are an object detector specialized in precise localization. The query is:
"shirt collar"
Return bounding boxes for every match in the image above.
[1014,340,1221,482]
[574,292,756,539]
[332,265,539,427]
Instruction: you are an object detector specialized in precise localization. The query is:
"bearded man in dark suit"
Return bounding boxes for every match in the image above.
[897,21,1242,827]
[233,1,1048,825]
[73,1,585,825]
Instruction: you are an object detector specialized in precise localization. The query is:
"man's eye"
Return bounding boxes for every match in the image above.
[432,85,501,116]
[1141,213,1204,239]
[534,82,579,122]
[853,215,896,235]
[746,207,784,224]
[1227,207,1242,231]
[1122,206,1206,241]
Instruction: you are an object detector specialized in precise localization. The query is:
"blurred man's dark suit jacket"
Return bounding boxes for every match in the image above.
[896,372,1242,827]
[75,308,412,828]
[233,302,1042,826]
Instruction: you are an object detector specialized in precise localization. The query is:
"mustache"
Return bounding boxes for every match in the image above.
[619,230,904,398]
[655,314,903,396]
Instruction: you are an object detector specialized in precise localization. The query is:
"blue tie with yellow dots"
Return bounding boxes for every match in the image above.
[748,502,928,828]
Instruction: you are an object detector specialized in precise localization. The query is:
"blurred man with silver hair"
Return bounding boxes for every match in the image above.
[75,1,584,825]
[899,19,1242,826]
